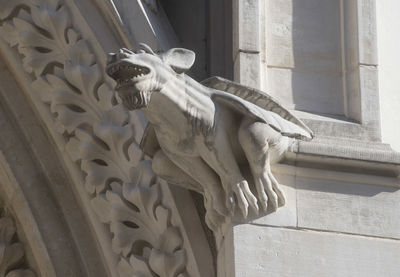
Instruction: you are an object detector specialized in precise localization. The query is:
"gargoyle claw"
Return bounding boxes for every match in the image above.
[226,191,236,216]
[231,180,259,218]
[254,171,286,212]
[269,172,286,207]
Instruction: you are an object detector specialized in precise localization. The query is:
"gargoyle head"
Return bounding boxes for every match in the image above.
[106,43,195,110]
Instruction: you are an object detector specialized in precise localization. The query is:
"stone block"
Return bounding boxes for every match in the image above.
[265,0,294,67]
[233,0,259,53]
[359,65,380,132]
[251,173,297,227]
[266,67,344,115]
[297,177,400,239]
[265,0,341,71]
[234,51,260,89]
[234,224,400,277]
[358,0,378,65]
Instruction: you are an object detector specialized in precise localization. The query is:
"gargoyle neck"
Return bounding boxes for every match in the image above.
[141,74,214,127]
[140,75,188,124]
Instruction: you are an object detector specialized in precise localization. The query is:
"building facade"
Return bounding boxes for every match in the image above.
[0,0,399,276]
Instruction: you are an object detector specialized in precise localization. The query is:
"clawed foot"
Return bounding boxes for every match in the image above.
[207,171,286,226]
[226,180,259,218]
[254,170,286,212]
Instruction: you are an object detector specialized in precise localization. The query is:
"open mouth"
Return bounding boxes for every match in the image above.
[106,61,150,90]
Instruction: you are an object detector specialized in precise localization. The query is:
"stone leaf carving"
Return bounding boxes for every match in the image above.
[70,105,143,194]
[2,2,114,133]
[0,1,191,276]
[92,161,187,277]
[16,5,72,75]
[0,0,38,22]
[106,46,313,231]
[0,216,35,277]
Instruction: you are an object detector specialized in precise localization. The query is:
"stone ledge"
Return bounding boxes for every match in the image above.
[284,137,400,184]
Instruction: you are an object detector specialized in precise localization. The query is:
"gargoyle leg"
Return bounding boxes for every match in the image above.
[154,149,229,229]
[152,150,204,193]
[238,120,286,211]
[200,130,259,218]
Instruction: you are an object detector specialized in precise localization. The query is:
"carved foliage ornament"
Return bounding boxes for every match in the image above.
[0,1,190,276]
[0,211,35,277]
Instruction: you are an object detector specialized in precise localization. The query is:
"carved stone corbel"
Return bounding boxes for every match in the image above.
[106,45,313,232]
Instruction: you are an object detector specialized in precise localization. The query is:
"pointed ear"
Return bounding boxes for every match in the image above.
[161,48,195,73]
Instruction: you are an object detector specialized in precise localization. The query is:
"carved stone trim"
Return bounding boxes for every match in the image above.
[0,1,197,276]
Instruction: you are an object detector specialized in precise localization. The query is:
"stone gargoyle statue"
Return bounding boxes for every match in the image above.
[106,44,313,231]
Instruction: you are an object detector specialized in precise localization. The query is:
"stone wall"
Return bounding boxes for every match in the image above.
[231,171,400,277]
[227,0,400,276]
[377,0,400,152]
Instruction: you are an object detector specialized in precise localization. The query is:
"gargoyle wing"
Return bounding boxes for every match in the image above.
[141,76,313,157]
[203,76,313,140]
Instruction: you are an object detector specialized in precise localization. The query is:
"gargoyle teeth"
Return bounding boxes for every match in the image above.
[107,62,150,82]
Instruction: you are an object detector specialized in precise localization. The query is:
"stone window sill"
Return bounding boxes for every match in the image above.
[282,137,400,187]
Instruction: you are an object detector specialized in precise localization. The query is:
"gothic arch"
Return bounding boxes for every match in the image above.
[0,1,214,276]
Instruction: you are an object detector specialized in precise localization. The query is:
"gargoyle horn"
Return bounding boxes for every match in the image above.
[138,43,156,55]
